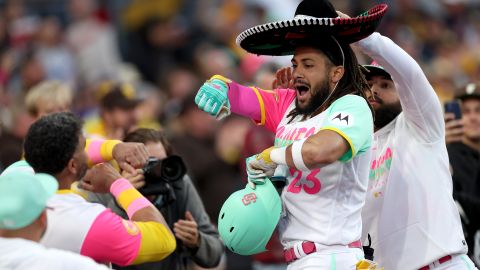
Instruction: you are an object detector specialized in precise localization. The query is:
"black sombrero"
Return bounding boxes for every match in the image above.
[236,0,388,56]
[362,61,392,80]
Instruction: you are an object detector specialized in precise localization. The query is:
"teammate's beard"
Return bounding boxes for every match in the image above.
[295,79,330,115]
[374,99,402,129]
[76,161,88,180]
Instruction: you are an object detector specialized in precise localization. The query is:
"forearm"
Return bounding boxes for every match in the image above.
[85,139,121,166]
[272,130,349,170]
[355,33,425,89]
[226,80,262,121]
[355,33,444,138]
[110,178,171,232]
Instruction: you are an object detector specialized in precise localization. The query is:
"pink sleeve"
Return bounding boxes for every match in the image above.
[227,81,296,133]
[80,209,141,266]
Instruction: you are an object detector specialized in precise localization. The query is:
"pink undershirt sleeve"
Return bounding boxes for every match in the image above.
[80,209,141,266]
[227,81,296,133]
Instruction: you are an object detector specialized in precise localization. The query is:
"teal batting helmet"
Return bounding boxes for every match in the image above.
[218,179,282,255]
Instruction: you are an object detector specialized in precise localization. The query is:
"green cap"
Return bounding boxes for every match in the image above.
[218,179,282,255]
[1,160,34,175]
[0,171,58,229]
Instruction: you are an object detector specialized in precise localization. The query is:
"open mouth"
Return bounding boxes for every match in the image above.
[295,84,310,97]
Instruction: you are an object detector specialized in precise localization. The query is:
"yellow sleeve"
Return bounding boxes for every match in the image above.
[131,221,177,264]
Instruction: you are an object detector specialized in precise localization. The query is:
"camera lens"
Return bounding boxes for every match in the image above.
[161,156,186,182]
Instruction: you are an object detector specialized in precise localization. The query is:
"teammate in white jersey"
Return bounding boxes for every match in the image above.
[314,10,477,269]
[194,0,388,268]
[20,112,177,266]
[0,171,109,270]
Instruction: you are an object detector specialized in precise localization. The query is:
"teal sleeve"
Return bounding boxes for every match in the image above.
[320,95,373,162]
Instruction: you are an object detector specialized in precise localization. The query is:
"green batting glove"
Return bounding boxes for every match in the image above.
[195,75,231,119]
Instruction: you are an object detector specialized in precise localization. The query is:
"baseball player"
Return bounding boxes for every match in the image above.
[5,112,176,266]
[195,0,388,268]
[354,29,477,269]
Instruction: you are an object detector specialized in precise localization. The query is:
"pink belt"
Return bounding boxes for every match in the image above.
[284,240,362,263]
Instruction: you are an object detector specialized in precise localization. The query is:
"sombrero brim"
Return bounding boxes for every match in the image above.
[362,65,391,80]
[236,4,388,56]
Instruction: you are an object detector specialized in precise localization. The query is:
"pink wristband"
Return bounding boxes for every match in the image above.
[126,198,152,219]
[110,178,133,197]
[87,139,105,164]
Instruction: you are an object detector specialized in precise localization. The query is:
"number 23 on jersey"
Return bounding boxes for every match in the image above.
[287,168,321,194]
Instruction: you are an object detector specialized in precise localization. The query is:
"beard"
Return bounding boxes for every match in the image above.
[295,79,331,115]
[374,100,402,129]
[76,160,88,180]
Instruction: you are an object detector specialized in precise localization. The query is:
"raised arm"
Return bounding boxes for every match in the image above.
[195,75,296,132]
[85,139,149,173]
[80,163,176,266]
[354,32,444,142]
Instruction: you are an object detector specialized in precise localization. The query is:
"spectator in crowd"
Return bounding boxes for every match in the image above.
[446,83,480,265]
[0,171,109,269]
[90,128,225,270]
[66,0,122,84]
[25,80,72,120]
[21,112,176,266]
[35,17,76,89]
[84,81,141,139]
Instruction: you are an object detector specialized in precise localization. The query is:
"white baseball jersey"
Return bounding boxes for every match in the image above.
[355,33,468,270]
[228,78,371,252]
[0,238,109,270]
[271,95,373,247]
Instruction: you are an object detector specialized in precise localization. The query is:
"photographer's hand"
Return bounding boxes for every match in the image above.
[122,169,146,189]
[174,211,200,249]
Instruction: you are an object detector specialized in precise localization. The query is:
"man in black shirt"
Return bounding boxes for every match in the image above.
[446,83,480,265]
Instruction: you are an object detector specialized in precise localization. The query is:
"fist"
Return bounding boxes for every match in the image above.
[113,142,149,174]
[81,163,123,193]
[195,75,231,119]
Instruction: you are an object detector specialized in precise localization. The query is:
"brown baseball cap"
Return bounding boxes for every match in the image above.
[456,83,480,101]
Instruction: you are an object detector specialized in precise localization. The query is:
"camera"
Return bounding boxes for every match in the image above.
[140,155,187,196]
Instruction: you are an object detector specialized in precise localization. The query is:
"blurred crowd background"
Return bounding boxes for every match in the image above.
[0,0,479,269]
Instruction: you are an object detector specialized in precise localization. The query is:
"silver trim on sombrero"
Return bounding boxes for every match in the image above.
[236,17,335,46]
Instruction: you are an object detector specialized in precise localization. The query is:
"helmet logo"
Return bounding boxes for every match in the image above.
[242,193,257,206]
